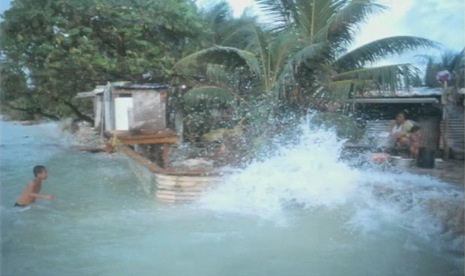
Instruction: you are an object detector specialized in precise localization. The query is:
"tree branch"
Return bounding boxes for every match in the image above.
[4,103,60,120]
[59,98,95,125]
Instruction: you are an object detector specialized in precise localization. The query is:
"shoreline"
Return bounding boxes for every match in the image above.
[408,160,464,188]
[3,119,463,242]
[4,118,463,188]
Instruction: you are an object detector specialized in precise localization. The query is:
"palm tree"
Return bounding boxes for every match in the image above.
[173,0,438,144]
[171,2,262,140]
[424,48,464,88]
[177,0,436,103]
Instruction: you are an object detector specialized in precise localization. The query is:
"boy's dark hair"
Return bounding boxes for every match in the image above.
[409,125,421,133]
[33,165,46,177]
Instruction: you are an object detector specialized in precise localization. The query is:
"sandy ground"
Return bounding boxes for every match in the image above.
[409,160,464,187]
[68,121,105,149]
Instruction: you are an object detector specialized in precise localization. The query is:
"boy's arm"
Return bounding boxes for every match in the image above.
[27,180,53,200]
[29,192,53,200]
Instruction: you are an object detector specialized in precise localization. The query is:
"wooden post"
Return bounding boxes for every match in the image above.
[442,81,450,160]
[162,143,169,169]
[443,107,450,161]
[175,110,184,143]
[103,82,113,131]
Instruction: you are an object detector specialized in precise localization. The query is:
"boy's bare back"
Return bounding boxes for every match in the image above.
[15,166,53,207]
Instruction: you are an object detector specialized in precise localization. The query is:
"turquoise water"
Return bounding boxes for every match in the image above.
[1,121,463,276]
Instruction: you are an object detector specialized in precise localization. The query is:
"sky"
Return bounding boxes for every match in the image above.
[353,0,464,51]
[200,0,464,53]
[197,0,463,68]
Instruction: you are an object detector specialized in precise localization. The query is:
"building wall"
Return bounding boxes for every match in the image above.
[131,89,167,130]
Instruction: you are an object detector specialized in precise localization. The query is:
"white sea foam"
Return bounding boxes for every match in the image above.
[199,126,360,218]
[2,120,463,275]
[197,118,464,250]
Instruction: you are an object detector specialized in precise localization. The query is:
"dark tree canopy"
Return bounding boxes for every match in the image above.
[0,0,206,121]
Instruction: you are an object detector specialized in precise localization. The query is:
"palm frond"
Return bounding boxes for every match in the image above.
[222,23,269,58]
[320,80,363,100]
[313,0,385,48]
[267,32,300,85]
[222,23,273,91]
[201,3,258,47]
[294,0,333,41]
[441,48,465,72]
[334,36,439,70]
[174,46,261,77]
[274,42,325,95]
[218,18,259,48]
[332,64,420,94]
[182,86,236,108]
[205,64,238,91]
[335,63,417,80]
[289,42,325,68]
[201,1,233,26]
[254,0,296,32]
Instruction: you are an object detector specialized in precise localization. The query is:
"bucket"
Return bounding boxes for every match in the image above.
[390,156,414,168]
[417,147,435,168]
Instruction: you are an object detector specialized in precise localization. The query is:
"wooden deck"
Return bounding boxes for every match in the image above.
[107,129,177,168]
[109,129,177,145]
[117,145,223,203]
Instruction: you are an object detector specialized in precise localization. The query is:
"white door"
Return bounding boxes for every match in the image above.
[114,97,133,130]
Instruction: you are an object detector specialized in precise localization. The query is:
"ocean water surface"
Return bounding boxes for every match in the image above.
[1,120,463,276]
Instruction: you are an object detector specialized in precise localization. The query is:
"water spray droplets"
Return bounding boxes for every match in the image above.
[198,120,360,219]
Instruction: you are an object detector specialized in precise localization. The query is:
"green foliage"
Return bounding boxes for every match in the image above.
[334,36,438,71]
[183,86,235,110]
[174,45,261,77]
[309,112,364,140]
[0,0,206,121]
[327,64,421,97]
[424,48,464,88]
[0,0,439,159]
[176,0,437,125]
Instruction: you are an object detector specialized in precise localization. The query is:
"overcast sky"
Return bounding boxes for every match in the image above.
[0,1,9,16]
[202,0,464,52]
[354,0,464,51]
[198,0,463,68]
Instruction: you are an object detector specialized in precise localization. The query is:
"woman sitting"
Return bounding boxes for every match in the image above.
[389,111,414,147]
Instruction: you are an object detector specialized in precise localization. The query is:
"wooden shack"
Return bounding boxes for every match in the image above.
[76,82,223,203]
[349,87,464,159]
[77,82,169,131]
[77,82,176,167]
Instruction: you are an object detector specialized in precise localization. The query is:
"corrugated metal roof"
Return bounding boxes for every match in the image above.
[360,87,442,97]
[112,83,169,90]
[75,86,106,98]
[351,97,440,104]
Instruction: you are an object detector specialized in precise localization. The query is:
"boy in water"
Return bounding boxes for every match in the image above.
[14,165,53,207]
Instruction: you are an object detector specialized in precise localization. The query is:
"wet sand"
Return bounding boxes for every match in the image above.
[408,160,464,187]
